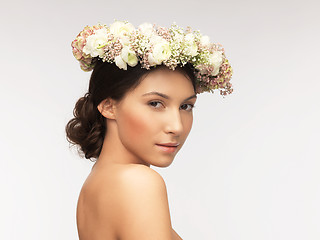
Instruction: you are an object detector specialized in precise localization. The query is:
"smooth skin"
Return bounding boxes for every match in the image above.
[76,67,197,240]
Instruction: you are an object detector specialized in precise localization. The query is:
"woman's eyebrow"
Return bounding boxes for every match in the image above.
[142,91,197,101]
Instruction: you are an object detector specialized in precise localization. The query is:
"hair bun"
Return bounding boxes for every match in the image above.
[65,92,105,161]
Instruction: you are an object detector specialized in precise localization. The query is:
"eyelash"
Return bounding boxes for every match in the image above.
[148,101,195,111]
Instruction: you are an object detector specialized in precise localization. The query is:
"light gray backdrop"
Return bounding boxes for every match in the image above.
[1,0,319,239]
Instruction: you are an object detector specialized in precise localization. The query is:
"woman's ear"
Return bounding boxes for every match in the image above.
[97,98,117,120]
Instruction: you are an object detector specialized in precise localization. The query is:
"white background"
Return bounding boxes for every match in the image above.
[1,0,319,239]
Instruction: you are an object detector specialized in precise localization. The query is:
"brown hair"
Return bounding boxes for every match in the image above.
[65,60,197,161]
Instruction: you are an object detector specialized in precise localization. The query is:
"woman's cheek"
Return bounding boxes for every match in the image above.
[182,114,193,137]
[122,108,155,141]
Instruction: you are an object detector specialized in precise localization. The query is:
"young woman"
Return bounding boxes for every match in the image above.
[66,20,232,240]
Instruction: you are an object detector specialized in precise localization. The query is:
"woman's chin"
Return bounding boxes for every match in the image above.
[150,157,176,168]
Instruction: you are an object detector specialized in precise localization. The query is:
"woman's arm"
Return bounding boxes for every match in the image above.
[172,228,183,240]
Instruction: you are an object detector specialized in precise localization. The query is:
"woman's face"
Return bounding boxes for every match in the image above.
[113,67,197,168]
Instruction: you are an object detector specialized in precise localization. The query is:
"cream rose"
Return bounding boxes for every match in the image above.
[138,22,154,36]
[184,33,198,57]
[200,35,210,47]
[149,34,165,44]
[110,21,135,38]
[121,46,138,67]
[184,42,198,57]
[148,40,171,65]
[208,51,224,76]
[115,54,127,70]
[185,33,195,42]
[83,28,109,58]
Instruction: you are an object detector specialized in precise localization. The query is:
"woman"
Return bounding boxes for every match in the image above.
[66,20,232,240]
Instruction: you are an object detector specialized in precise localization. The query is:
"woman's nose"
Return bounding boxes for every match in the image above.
[164,109,183,136]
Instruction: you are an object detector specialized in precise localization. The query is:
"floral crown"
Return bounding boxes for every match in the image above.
[72,20,233,95]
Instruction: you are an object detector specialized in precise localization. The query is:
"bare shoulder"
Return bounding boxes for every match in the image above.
[115,165,173,239]
[119,164,166,188]
[78,164,181,240]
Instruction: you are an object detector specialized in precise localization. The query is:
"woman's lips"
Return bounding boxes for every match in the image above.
[155,144,178,153]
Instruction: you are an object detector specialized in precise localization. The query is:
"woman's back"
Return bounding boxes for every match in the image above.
[77,163,181,240]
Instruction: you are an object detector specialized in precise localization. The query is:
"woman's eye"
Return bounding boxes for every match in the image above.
[148,101,163,108]
[180,104,195,111]
[148,101,194,111]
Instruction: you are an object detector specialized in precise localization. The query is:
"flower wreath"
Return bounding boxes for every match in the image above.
[71,20,233,95]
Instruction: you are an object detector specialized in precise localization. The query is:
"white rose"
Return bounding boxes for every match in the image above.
[138,22,154,36]
[184,42,198,57]
[83,28,109,58]
[183,33,198,57]
[185,33,195,42]
[121,46,138,67]
[115,54,127,70]
[208,51,224,76]
[147,53,158,66]
[149,34,164,44]
[110,21,135,37]
[200,35,210,46]
[149,40,171,65]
